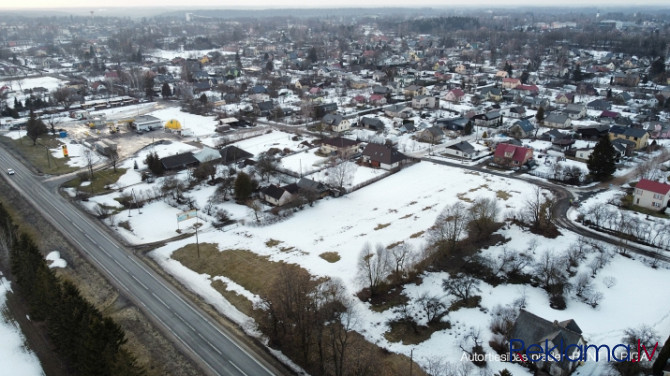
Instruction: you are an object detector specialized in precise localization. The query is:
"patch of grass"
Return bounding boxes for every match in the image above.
[210,280,255,317]
[118,220,132,232]
[374,223,391,230]
[279,246,295,253]
[496,190,512,200]
[319,252,341,263]
[456,192,473,203]
[3,135,79,175]
[409,231,425,239]
[448,296,482,312]
[399,214,412,220]
[265,239,282,247]
[386,241,404,249]
[172,246,305,297]
[408,201,417,205]
[63,168,127,195]
[422,205,435,211]
[469,184,489,192]
[384,320,451,345]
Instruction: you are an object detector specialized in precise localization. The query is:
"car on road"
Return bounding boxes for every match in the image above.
[7,168,15,175]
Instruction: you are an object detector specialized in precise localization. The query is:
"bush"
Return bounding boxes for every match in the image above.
[549,295,566,310]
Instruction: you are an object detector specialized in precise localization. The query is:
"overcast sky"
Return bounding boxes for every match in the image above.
[1,0,669,10]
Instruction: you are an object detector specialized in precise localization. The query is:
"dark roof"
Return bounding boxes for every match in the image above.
[362,143,408,165]
[297,178,327,192]
[261,184,286,200]
[510,310,583,369]
[447,141,475,154]
[323,113,344,125]
[160,152,199,170]
[513,119,535,133]
[609,125,647,139]
[219,146,253,164]
[282,183,300,195]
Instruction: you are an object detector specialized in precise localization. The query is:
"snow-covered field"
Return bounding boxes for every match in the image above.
[0,277,45,376]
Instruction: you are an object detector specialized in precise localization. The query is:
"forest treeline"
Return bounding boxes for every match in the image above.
[0,203,145,376]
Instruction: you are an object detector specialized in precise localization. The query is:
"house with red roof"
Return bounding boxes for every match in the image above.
[502,77,521,89]
[633,179,670,210]
[493,143,534,169]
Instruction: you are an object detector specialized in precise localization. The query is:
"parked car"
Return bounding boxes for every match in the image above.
[7,168,15,175]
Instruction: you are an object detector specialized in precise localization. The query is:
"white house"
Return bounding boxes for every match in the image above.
[633,179,670,210]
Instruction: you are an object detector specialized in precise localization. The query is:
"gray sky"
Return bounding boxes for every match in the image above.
[1,0,669,10]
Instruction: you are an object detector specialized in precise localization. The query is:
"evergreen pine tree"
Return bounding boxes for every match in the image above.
[234,172,252,201]
[587,135,617,181]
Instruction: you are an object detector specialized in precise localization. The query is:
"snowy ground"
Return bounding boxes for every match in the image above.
[0,277,45,376]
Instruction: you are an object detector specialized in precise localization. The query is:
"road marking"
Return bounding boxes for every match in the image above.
[151,292,169,308]
[229,360,249,376]
[130,274,149,290]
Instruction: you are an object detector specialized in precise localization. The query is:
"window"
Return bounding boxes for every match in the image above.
[654,193,663,200]
[653,202,661,208]
[635,189,642,196]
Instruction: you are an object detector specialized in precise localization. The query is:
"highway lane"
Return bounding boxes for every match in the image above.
[0,147,282,376]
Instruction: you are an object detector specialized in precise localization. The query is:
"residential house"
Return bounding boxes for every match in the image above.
[404,84,427,98]
[502,77,521,89]
[565,103,586,120]
[438,117,470,133]
[384,104,413,119]
[509,119,536,139]
[507,106,527,119]
[509,310,584,376]
[160,152,199,171]
[609,125,649,150]
[412,95,437,109]
[473,111,503,128]
[587,99,612,111]
[480,86,503,101]
[574,123,609,140]
[260,184,293,206]
[315,102,338,118]
[555,93,574,105]
[544,113,572,129]
[493,143,534,168]
[255,101,275,117]
[296,177,330,199]
[633,179,670,210]
[323,113,351,133]
[418,126,445,143]
[444,141,477,159]
[648,122,670,139]
[444,88,465,103]
[360,143,410,170]
[359,117,386,132]
[249,85,270,102]
[193,146,221,164]
[219,146,253,165]
[612,73,640,87]
[369,94,387,106]
[319,137,360,158]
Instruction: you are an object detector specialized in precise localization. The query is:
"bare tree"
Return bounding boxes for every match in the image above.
[442,273,481,303]
[327,158,356,190]
[429,202,468,251]
[83,149,95,180]
[468,197,499,237]
[417,292,447,325]
[573,272,592,297]
[357,243,390,297]
[388,242,416,282]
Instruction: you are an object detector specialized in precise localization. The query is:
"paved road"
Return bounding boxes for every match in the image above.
[0,148,284,376]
